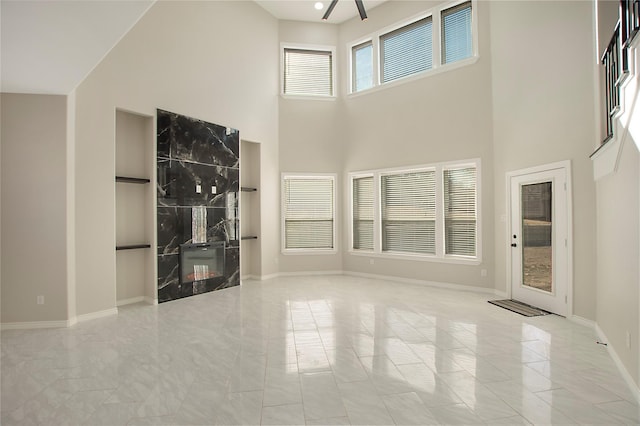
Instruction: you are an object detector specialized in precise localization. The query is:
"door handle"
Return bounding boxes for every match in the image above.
[511,243,517,247]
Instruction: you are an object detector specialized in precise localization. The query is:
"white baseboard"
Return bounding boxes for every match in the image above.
[116,296,145,307]
[344,271,496,295]
[277,270,344,277]
[569,314,595,329]
[1,319,74,330]
[76,308,118,323]
[258,273,280,281]
[144,296,158,305]
[595,323,640,404]
[494,290,508,298]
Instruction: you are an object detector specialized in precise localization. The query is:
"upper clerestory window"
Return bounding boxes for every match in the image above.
[350,0,476,94]
[282,45,336,98]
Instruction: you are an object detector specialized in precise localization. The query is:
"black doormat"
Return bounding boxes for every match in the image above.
[488,299,551,317]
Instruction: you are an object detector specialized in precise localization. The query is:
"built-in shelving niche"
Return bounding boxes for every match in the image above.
[115,110,156,306]
[240,140,261,280]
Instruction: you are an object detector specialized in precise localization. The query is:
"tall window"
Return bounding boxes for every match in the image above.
[352,41,374,92]
[381,17,433,83]
[282,175,336,252]
[352,176,374,250]
[442,2,473,64]
[443,167,477,256]
[283,48,334,97]
[349,160,480,262]
[381,170,436,254]
[349,0,476,94]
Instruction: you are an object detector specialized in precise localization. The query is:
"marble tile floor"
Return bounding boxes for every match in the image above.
[2,275,639,425]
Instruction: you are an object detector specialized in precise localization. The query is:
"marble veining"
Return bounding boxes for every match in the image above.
[156,109,240,303]
[1,275,639,425]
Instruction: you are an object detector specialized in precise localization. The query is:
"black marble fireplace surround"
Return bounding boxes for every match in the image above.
[156,109,240,303]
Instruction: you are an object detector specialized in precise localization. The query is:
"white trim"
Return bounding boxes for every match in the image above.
[347,0,478,96]
[280,42,337,99]
[1,319,74,330]
[117,296,146,307]
[344,271,497,295]
[76,308,118,323]
[569,315,596,329]
[596,323,640,404]
[494,290,508,298]
[144,296,158,305]
[277,270,344,277]
[281,173,338,255]
[505,160,573,318]
[347,158,481,264]
[257,273,280,281]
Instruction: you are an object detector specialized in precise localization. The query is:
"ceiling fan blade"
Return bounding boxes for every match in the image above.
[355,0,367,20]
[322,0,339,20]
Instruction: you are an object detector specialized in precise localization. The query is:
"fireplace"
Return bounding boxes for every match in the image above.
[179,241,225,284]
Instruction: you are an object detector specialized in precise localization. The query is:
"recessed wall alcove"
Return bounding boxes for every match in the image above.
[115,109,156,306]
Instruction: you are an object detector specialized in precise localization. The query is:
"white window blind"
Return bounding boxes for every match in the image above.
[442,2,473,64]
[443,167,477,256]
[381,17,433,83]
[353,176,374,250]
[352,41,374,92]
[283,176,335,250]
[381,170,436,254]
[284,48,333,96]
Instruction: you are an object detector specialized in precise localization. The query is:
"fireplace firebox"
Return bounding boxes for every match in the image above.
[179,241,225,284]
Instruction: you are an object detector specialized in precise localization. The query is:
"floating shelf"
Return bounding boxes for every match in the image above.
[241,236,258,240]
[241,187,257,192]
[116,244,151,251]
[116,176,151,184]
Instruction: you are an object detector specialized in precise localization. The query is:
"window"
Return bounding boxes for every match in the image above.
[381,17,433,83]
[349,160,480,262]
[352,41,374,92]
[381,170,436,254]
[442,1,473,64]
[348,0,476,94]
[443,167,477,256]
[352,176,374,250]
[282,174,336,252]
[283,47,334,97]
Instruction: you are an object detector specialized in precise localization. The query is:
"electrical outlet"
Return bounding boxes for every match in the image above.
[626,331,631,349]
[481,269,487,277]
[37,295,44,305]
[369,259,374,265]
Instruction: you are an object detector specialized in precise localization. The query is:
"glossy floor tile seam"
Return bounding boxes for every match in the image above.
[1,274,639,425]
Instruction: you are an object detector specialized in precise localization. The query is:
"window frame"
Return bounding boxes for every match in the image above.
[441,1,473,65]
[281,173,338,255]
[348,159,481,264]
[281,43,337,100]
[347,0,478,96]
[351,40,375,93]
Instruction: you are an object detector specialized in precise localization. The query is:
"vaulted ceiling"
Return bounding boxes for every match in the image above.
[1,0,386,96]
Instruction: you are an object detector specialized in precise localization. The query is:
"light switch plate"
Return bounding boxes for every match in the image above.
[211,186,217,194]
[195,184,202,194]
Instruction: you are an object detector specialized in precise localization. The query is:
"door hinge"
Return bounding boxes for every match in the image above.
[564,182,567,191]
[565,239,567,247]
[565,295,568,303]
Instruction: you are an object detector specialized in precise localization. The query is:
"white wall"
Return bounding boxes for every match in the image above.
[489,0,598,320]
[1,93,71,323]
[74,0,279,315]
[278,20,344,274]
[337,0,496,289]
[596,137,639,385]
[593,0,640,388]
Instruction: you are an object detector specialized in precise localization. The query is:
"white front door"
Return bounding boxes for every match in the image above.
[508,163,570,317]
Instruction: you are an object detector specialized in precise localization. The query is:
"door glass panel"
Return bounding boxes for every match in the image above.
[521,182,552,293]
